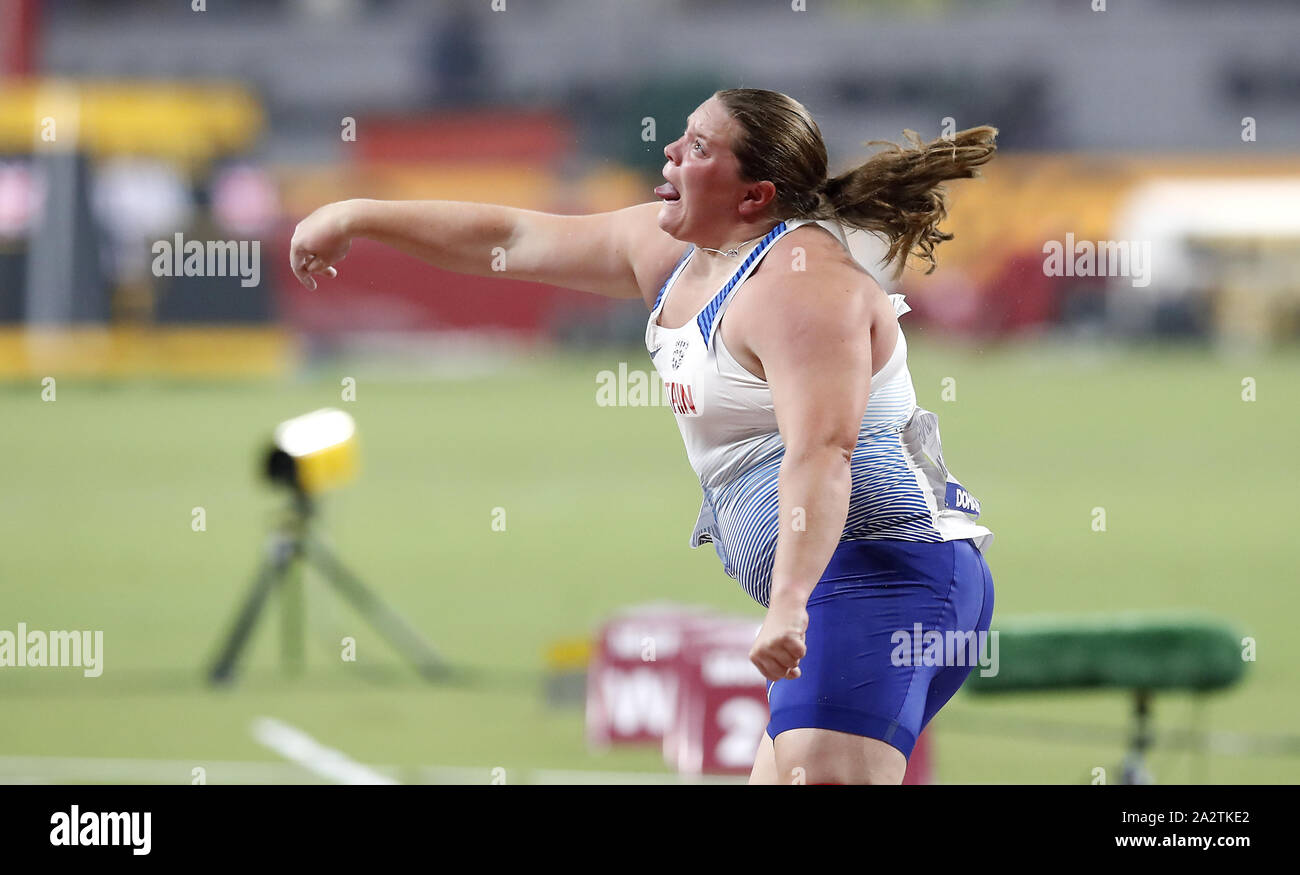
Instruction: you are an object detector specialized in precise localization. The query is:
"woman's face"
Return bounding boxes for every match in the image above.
[656,97,755,244]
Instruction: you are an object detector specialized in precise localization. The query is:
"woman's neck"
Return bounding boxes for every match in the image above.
[691,218,782,264]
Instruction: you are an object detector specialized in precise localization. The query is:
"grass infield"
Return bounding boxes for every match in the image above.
[1,336,1297,783]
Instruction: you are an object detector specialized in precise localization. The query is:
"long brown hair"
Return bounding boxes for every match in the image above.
[714,88,997,276]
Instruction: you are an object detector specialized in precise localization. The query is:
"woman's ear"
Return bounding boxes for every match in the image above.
[738,179,778,219]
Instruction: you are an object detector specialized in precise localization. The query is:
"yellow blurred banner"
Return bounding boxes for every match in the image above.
[0,326,294,378]
[0,78,263,166]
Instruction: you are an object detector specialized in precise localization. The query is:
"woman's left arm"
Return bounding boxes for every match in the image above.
[744,238,876,681]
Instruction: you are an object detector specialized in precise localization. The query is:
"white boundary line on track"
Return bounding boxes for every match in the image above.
[0,755,745,785]
[0,756,317,784]
[250,717,400,785]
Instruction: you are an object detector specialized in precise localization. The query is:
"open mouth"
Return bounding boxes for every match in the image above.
[654,181,681,202]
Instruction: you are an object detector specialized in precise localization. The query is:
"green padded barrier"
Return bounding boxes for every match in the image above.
[964,612,1248,694]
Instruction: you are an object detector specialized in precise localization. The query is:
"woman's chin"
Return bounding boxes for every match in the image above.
[657,202,685,236]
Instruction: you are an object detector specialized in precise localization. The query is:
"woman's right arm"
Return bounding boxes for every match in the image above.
[289,198,682,306]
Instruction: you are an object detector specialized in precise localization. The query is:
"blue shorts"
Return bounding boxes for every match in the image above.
[765,537,995,759]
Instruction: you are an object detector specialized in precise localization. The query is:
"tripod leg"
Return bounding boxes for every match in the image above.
[209,535,295,685]
[281,558,305,676]
[304,535,449,680]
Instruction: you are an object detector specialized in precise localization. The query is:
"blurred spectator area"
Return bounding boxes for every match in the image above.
[0,77,652,378]
[0,81,277,364]
[3,76,1300,383]
[30,0,1300,154]
[2,0,1300,380]
[271,108,647,343]
[901,155,1300,345]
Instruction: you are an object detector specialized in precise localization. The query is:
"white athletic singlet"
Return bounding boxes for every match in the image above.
[644,217,994,607]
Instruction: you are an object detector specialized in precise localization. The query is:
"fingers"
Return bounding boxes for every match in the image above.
[754,656,801,682]
[764,636,805,674]
[289,246,315,290]
[289,250,337,290]
[304,257,337,277]
[750,641,804,682]
[778,635,807,664]
[752,656,785,682]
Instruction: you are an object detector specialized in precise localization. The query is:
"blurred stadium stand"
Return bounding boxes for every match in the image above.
[1,0,1299,378]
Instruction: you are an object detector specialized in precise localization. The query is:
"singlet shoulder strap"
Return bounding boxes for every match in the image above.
[698,219,823,346]
[651,244,694,313]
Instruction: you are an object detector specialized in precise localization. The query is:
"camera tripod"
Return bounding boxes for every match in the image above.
[208,489,449,684]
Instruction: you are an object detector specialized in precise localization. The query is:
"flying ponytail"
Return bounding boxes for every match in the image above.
[816,126,998,276]
[715,88,997,277]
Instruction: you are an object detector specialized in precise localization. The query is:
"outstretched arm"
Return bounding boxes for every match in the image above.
[289,198,683,306]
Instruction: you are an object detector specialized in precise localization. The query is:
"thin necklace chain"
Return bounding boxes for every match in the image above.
[702,222,780,256]
[696,232,766,258]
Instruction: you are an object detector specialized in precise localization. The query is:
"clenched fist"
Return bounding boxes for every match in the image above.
[750,599,809,682]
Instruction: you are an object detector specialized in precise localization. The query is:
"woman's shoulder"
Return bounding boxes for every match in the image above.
[768,220,852,261]
[752,221,882,304]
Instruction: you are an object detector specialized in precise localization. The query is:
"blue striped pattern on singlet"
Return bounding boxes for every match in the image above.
[698,367,943,607]
[651,246,694,313]
[696,222,788,343]
[648,217,980,608]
